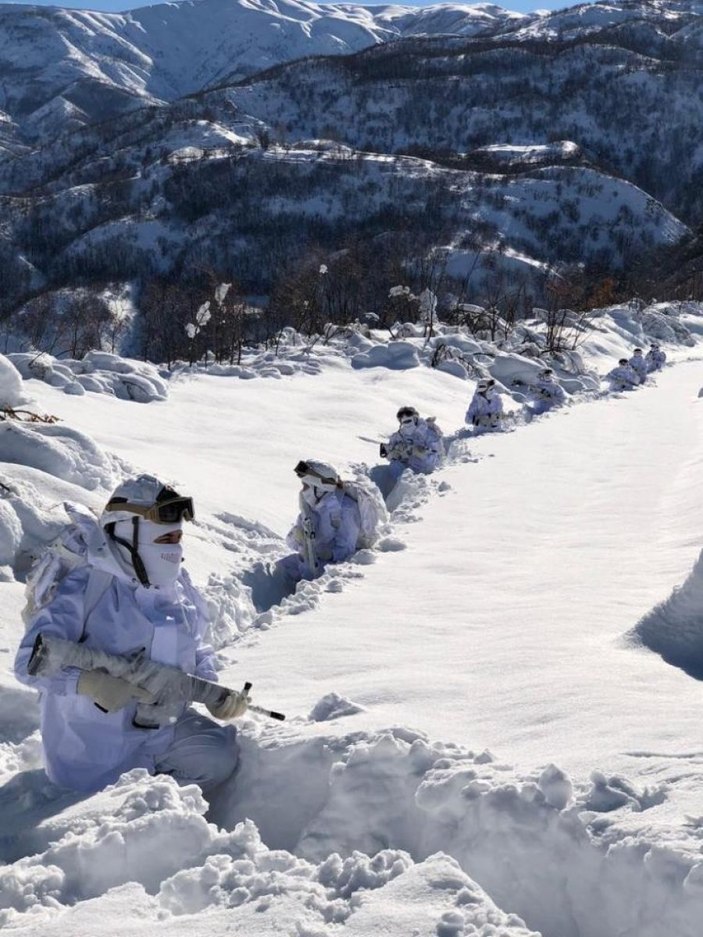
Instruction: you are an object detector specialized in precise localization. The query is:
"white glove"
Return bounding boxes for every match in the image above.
[207,689,249,721]
[77,670,154,713]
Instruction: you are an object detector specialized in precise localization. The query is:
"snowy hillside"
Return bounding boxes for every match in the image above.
[3,138,682,316]
[3,304,703,935]
[219,19,703,225]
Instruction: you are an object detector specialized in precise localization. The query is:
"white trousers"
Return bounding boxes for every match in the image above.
[154,708,239,791]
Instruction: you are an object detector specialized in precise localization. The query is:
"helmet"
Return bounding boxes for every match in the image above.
[539,368,554,378]
[476,380,489,392]
[100,474,193,588]
[294,459,339,492]
[618,358,628,366]
[633,347,643,354]
[650,341,659,349]
[396,406,419,424]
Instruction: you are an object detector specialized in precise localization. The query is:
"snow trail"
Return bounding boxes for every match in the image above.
[228,360,703,778]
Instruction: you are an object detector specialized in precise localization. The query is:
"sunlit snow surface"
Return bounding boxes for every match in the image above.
[3,309,703,936]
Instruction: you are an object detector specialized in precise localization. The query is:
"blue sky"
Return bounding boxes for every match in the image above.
[3,0,582,13]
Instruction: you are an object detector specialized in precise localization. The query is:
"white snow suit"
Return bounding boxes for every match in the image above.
[529,376,566,413]
[606,364,640,390]
[287,488,362,578]
[466,388,504,428]
[384,418,443,476]
[646,348,666,372]
[14,532,237,794]
[629,353,648,384]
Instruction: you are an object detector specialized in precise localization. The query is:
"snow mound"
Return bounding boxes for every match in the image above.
[8,352,168,402]
[538,763,573,809]
[486,351,555,395]
[0,419,128,579]
[0,472,80,579]
[172,344,334,382]
[632,545,703,678]
[0,766,538,936]
[4,718,703,937]
[350,341,421,370]
[639,306,695,347]
[0,421,125,491]
[309,692,365,721]
[215,726,703,937]
[581,770,663,813]
[0,354,32,408]
[367,461,448,521]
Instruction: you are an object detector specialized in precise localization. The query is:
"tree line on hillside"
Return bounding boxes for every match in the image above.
[4,227,697,366]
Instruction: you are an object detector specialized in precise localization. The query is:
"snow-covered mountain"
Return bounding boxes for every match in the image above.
[2,0,703,345]
[0,0,525,141]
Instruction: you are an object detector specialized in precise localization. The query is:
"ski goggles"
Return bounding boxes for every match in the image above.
[295,460,336,482]
[104,495,194,524]
[294,461,337,490]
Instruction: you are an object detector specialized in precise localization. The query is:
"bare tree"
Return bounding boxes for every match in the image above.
[542,267,597,352]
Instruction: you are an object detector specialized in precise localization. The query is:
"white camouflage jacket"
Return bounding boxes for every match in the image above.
[384,418,443,473]
[606,364,639,388]
[14,528,216,793]
[287,488,361,575]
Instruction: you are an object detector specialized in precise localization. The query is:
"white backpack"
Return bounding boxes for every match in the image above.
[22,502,112,629]
[342,476,388,549]
[425,416,444,454]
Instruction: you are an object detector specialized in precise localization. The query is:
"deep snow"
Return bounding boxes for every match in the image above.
[3,308,703,936]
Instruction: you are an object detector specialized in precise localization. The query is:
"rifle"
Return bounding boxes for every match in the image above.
[27,633,285,724]
[299,497,320,577]
[380,441,413,461]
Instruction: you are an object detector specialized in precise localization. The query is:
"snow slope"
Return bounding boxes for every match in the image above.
[3,314,703,935]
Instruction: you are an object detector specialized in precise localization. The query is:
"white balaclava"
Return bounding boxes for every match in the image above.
[301,485,321,507]
[113,518,183,589]
[298,459,338,508]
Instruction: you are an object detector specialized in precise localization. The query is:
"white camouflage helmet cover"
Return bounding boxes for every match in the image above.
[103,473,163,514]
[295,459,339,492]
